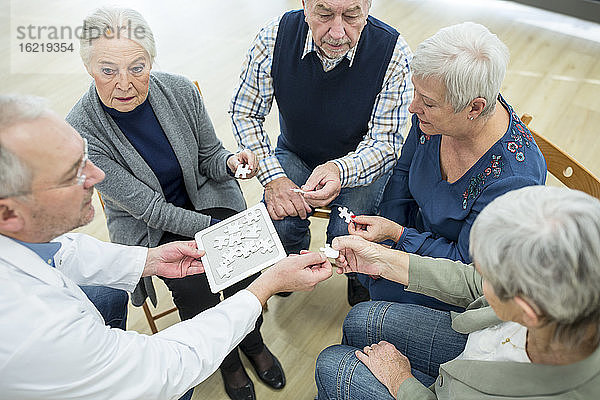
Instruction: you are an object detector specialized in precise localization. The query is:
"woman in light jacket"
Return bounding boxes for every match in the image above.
[316,186,600,399]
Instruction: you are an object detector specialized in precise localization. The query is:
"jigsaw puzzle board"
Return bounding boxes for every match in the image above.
[195,203,286,293]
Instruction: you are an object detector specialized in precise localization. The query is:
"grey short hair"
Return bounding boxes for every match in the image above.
[0,95,48,197]
[307,0,372,10]
[79,6,156,67]
[470,186,600,346]
[411,22,509,118]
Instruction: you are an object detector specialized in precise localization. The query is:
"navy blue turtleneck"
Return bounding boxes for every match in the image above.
[101,96,194,209]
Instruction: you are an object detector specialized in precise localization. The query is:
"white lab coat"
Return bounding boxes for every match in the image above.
[0,233,262,400]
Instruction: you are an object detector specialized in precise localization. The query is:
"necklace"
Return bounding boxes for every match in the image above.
[501,325,527,350]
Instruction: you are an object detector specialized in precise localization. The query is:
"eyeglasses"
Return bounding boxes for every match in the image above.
[0,138,89,199]
[73,137,89,186]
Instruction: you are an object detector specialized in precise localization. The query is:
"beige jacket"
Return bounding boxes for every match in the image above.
[397,255,600,399]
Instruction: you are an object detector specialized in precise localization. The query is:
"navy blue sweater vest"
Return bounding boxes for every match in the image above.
[271,10,399,169]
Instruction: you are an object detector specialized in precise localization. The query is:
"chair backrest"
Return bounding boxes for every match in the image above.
[521,114,600,199]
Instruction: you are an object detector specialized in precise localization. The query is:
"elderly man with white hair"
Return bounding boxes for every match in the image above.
[0,94,333,400]
[315,185,600,399]
[230,0,414,306]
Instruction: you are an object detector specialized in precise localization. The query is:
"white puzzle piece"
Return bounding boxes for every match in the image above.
[217,261,234,279]
[338,206,355,223]
[319,244,340,259]
[228,231,244,247]
[257,238,275,253]
[195,203,286,293]
[213,235,229,250]
[235,164,252,179]
[245,208,262,223]
[244,225,261,238]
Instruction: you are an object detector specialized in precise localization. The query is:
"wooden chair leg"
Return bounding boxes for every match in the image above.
[142,301,159,334]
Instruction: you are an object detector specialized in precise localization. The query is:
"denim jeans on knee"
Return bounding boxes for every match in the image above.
[342,301,467,384]
[316,345,395,400]
[80,285,129,330]
[315,301,468,399]
[270,144,391,254]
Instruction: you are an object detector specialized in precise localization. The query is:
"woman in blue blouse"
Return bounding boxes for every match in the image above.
[351,22,547,312]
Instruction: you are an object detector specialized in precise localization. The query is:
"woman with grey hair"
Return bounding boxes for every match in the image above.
[349,22,546,312]
[66,7,284,400]
[316,185,600,399]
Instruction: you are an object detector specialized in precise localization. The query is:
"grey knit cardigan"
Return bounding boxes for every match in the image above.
[66,71,246,305]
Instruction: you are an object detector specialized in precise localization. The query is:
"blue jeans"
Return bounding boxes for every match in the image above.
[80,286,129,330]
[270,144,391,253]
[315,302,467,399]
[178,388,193,400]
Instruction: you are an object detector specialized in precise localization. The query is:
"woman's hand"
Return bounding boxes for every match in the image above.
[332,235,410,285]
[355,341,414,397]
[227,149,258,179]
[246,251,333,305]
[331,235,388,277]
[348,215,404,243]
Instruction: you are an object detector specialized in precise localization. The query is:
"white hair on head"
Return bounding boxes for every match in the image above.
[470,185,600,347]
[411,22,509,118]
[0,95,48,197]
[79,6,156,67]
[307,0,372,9]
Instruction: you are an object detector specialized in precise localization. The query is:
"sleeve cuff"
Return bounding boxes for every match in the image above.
[225,154,235,177]
[396,377,437,400]
[331,159,351,187]
[124,246,147,292]
[405,253,423,293]
[256,155,286,185]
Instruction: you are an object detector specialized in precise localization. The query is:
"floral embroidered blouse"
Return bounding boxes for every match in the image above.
[363,95,547,309]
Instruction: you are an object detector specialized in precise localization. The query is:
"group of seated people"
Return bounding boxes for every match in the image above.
[1,1,598,399]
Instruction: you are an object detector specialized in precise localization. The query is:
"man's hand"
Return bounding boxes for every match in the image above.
[355,341,414,397]
[264,176,312,220]
[348,215,404,243]
[301,162,341,207]
[332,235,409,284]
[227,149,258,179]
[246,251,333,305]
[143,241,205,278]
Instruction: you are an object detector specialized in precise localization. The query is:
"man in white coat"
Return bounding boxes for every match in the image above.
[0,95,333,400]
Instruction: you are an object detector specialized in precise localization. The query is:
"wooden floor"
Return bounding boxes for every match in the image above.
[2,0,599,399]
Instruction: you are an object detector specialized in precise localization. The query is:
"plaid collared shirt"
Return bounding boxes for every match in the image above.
[229,15,414,187]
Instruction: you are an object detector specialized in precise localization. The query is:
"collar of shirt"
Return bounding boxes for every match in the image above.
[302,27,358,72]
[11,238,62,267]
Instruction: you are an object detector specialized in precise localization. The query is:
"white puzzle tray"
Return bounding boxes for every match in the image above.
[194,203,286,293]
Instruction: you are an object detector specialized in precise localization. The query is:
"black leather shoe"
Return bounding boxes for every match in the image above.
[275,291,292,297]
[347,274,370,306]
[247,346,286,390]
[220,369,256,400]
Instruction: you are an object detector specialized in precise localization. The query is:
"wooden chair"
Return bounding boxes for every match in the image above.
[521,114,600,199]
[312,207,332,219]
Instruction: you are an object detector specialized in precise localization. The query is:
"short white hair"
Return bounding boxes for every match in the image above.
[411,22,509,118]
[79,6,156,67]
[471,186,600,346]
[0,95,48,197]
